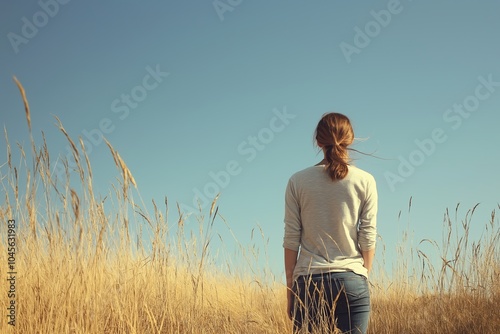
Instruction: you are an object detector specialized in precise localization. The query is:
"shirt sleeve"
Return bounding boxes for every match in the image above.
[358,175,378,251]
[283,177,302,251]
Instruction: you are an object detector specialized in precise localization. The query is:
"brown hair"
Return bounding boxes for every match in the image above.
[314,112,354,180]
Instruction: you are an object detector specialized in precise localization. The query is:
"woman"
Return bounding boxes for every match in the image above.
[283,112,377,333]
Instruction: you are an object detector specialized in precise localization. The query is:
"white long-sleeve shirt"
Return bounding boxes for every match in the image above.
[283,164,378,279]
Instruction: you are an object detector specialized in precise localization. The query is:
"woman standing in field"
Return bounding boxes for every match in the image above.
[283,113,378,333]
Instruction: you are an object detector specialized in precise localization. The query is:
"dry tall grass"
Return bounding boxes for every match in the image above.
[0,79,499,333]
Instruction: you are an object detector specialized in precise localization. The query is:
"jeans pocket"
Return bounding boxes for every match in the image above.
[341,275,370,299]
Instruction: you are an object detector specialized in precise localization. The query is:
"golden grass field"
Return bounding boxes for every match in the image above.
[0,80,499,333]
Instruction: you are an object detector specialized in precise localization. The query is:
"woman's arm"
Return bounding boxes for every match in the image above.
[361,248,375,274]
[285,248,298,283]
[359,176,378,275]
[284,248,298,319]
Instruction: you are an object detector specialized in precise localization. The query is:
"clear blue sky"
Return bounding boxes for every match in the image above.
[1,0,499,280]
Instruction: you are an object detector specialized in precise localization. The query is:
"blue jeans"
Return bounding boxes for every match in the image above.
[291,271,370,334]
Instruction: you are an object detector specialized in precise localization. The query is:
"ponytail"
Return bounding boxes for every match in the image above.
[314,113,354,181]
[324,144,349,180]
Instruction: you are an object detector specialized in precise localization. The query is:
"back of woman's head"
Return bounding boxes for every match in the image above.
[314,113,354,181]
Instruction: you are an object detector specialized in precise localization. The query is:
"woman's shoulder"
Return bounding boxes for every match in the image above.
[289,165,325,180]
[347,165,376,183]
